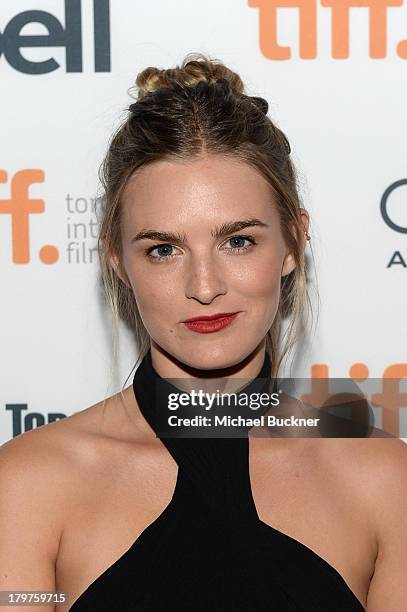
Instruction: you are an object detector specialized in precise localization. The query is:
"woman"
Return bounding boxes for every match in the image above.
[1,54,406,611]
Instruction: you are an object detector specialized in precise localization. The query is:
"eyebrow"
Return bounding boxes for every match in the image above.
[130,218,270,245]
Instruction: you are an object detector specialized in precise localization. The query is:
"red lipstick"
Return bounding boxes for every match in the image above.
[182,312,240,334]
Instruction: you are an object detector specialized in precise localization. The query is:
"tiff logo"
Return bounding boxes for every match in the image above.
[0,169,59,264]
[0,0,110,74]
[248,0,407,59]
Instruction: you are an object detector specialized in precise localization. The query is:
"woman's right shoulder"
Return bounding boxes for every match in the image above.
[0,385,145,488]
[0,399,110,490]
[0,400,115,601]
[0,406,90,496]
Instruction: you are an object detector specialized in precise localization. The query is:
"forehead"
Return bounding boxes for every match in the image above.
[120,155,277,229]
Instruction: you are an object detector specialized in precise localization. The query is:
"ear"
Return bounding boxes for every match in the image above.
[281,250,296,277]
[281,208,310,277]
[108,248,132,289]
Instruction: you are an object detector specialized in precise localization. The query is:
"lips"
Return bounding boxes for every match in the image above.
[182,312,240,334]
[183,312,239,322]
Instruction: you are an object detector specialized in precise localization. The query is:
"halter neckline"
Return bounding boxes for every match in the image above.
[133,347,273,439]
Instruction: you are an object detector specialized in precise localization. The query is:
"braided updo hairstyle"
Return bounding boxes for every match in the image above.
[97,53,314,383]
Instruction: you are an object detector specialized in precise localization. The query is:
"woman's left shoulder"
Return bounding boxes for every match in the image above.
[321,435,407,470]
[320,436,407,501]
[329,437,407,607]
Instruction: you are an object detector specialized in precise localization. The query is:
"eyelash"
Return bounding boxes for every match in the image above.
[144,235,258,263]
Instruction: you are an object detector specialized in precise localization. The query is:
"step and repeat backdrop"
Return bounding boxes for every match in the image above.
[0,0,406,443]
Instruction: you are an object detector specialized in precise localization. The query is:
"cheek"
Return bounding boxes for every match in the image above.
[235,257,282,333]
[127,266,179,321]
[234,255,282,301]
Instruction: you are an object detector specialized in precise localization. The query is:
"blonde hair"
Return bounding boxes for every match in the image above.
[96,52,317,401]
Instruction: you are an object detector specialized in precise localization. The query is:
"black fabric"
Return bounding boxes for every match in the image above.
[69,349,364,611]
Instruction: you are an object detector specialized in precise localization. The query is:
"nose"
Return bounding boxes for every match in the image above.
[184,253,227,304]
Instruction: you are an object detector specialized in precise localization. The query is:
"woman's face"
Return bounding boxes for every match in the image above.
[113,154,303,372]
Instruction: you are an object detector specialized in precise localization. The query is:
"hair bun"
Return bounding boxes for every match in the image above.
[133,53,245,101]
[250,96,269,115]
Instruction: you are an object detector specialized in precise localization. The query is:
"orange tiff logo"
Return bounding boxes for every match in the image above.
[303,363,407,437]
[248,0,407,59]
[0,169,59,264]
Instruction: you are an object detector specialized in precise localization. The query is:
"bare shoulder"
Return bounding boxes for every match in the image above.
[315,437,407,608]
[0,387,139,545]
[0,403,96,516]
[0,384,139,477]
[0,418,76,556]
[0,415,74,482]
[318,436,407,480]
[328,439,407,608]
[350,436,407,509]
[318,436,407,524]
[0,399,94,467]
[0,390,139,603]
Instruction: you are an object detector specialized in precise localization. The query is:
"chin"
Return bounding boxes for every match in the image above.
[175,342,254,372]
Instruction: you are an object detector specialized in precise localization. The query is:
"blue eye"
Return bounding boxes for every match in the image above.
[224,236,256,251]
[146,244,175,259]
[144,235,257,263]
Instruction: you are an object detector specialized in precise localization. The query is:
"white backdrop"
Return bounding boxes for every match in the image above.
[1,0,406,443]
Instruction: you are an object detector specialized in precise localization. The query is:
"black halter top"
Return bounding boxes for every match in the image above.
[68,349,365,611]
